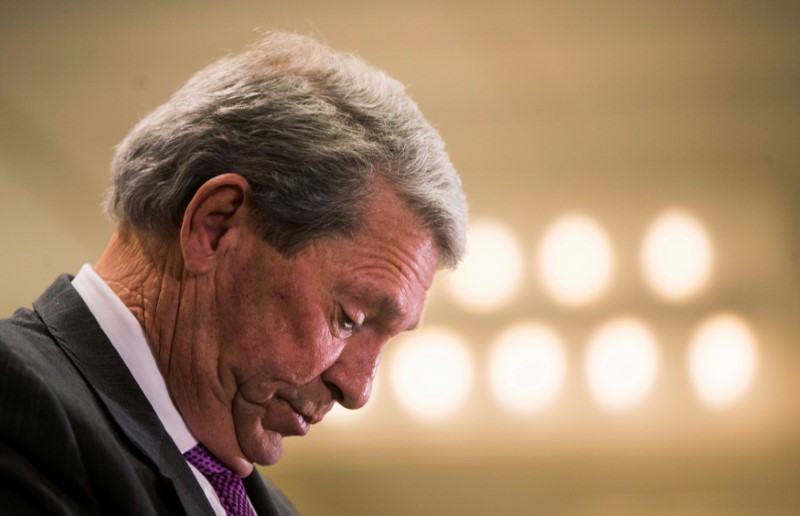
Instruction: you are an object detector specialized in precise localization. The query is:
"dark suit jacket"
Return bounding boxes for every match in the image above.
[0,276,298,515]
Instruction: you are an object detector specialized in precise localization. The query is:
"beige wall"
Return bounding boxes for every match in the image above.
[2,1,799,514]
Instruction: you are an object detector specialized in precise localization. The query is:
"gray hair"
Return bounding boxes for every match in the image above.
[105,31,467,267]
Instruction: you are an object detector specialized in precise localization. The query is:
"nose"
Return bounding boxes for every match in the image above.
[321,333,386,410]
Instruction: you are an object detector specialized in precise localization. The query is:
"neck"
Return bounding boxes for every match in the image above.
[94,221,253,476]
[94,222,184,366]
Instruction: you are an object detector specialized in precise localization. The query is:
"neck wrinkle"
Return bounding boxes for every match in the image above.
[94,222,185,378]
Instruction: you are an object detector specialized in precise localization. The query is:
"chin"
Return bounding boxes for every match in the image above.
[253,447,283,467]
[242,430,284,467]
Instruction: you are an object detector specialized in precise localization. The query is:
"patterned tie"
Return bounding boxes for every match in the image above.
[184,443,255,516]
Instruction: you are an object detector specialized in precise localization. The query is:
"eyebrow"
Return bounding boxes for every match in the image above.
[373,293,419,332]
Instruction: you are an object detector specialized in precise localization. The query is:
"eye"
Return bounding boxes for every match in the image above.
[338,306,362,336]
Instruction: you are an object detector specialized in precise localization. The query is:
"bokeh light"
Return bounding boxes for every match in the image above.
[537,214,614,306]
[390,328,473,422]
[488,322,567,414]
[642,209,713,301]
[446,219,523,311]
[585,317,659,412]
[689,313,758,409]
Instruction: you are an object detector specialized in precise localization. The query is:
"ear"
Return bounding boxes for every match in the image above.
[180,173,251,274]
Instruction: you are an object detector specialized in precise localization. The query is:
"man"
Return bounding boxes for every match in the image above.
[0,32,467,515]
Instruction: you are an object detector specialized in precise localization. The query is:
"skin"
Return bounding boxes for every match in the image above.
[95,173,439,477]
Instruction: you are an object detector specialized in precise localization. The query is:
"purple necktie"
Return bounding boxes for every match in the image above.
[184,443,255,516]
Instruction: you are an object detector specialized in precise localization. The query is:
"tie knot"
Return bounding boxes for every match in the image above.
[185,443,234,478]
[184,443,255,516]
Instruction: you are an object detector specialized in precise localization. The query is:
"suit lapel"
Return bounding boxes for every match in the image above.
[243,470,278,516]
[244,469,299,516]
[33,275,214,516]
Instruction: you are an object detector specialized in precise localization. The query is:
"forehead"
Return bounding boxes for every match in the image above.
[319,184,440,328]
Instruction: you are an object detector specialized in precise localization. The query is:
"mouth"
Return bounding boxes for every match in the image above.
[257,389,334,438]
[290,403,328,426]
[269,398,331,438]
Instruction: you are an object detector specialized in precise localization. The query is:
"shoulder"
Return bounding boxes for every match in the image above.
[0,307,181,515]
[0,306,92,412]
[0,307,102,512]
[0,305,97,444]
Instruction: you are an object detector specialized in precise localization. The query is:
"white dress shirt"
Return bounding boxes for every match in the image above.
[72,264,228,515]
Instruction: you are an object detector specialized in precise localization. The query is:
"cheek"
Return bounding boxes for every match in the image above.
[221,274,344,384]
[227,315,345,387]
[273,299,345,378]
[277,329,345,384]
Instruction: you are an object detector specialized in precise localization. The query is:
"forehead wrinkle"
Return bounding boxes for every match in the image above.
[332,180,438,333]
[362,241,435,333]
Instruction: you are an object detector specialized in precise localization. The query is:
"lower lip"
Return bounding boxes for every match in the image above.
[290,409,310,436]
[263,398,311,437]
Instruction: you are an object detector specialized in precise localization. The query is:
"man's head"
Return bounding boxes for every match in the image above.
[105,31,466,265]
[98,32,467,474]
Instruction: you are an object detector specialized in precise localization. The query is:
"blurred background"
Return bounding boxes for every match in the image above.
[2,1,799,514]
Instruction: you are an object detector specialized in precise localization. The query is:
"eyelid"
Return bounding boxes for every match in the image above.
[340,305,365,334]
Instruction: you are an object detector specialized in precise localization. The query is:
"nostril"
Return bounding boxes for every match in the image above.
[324,381,345,405]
